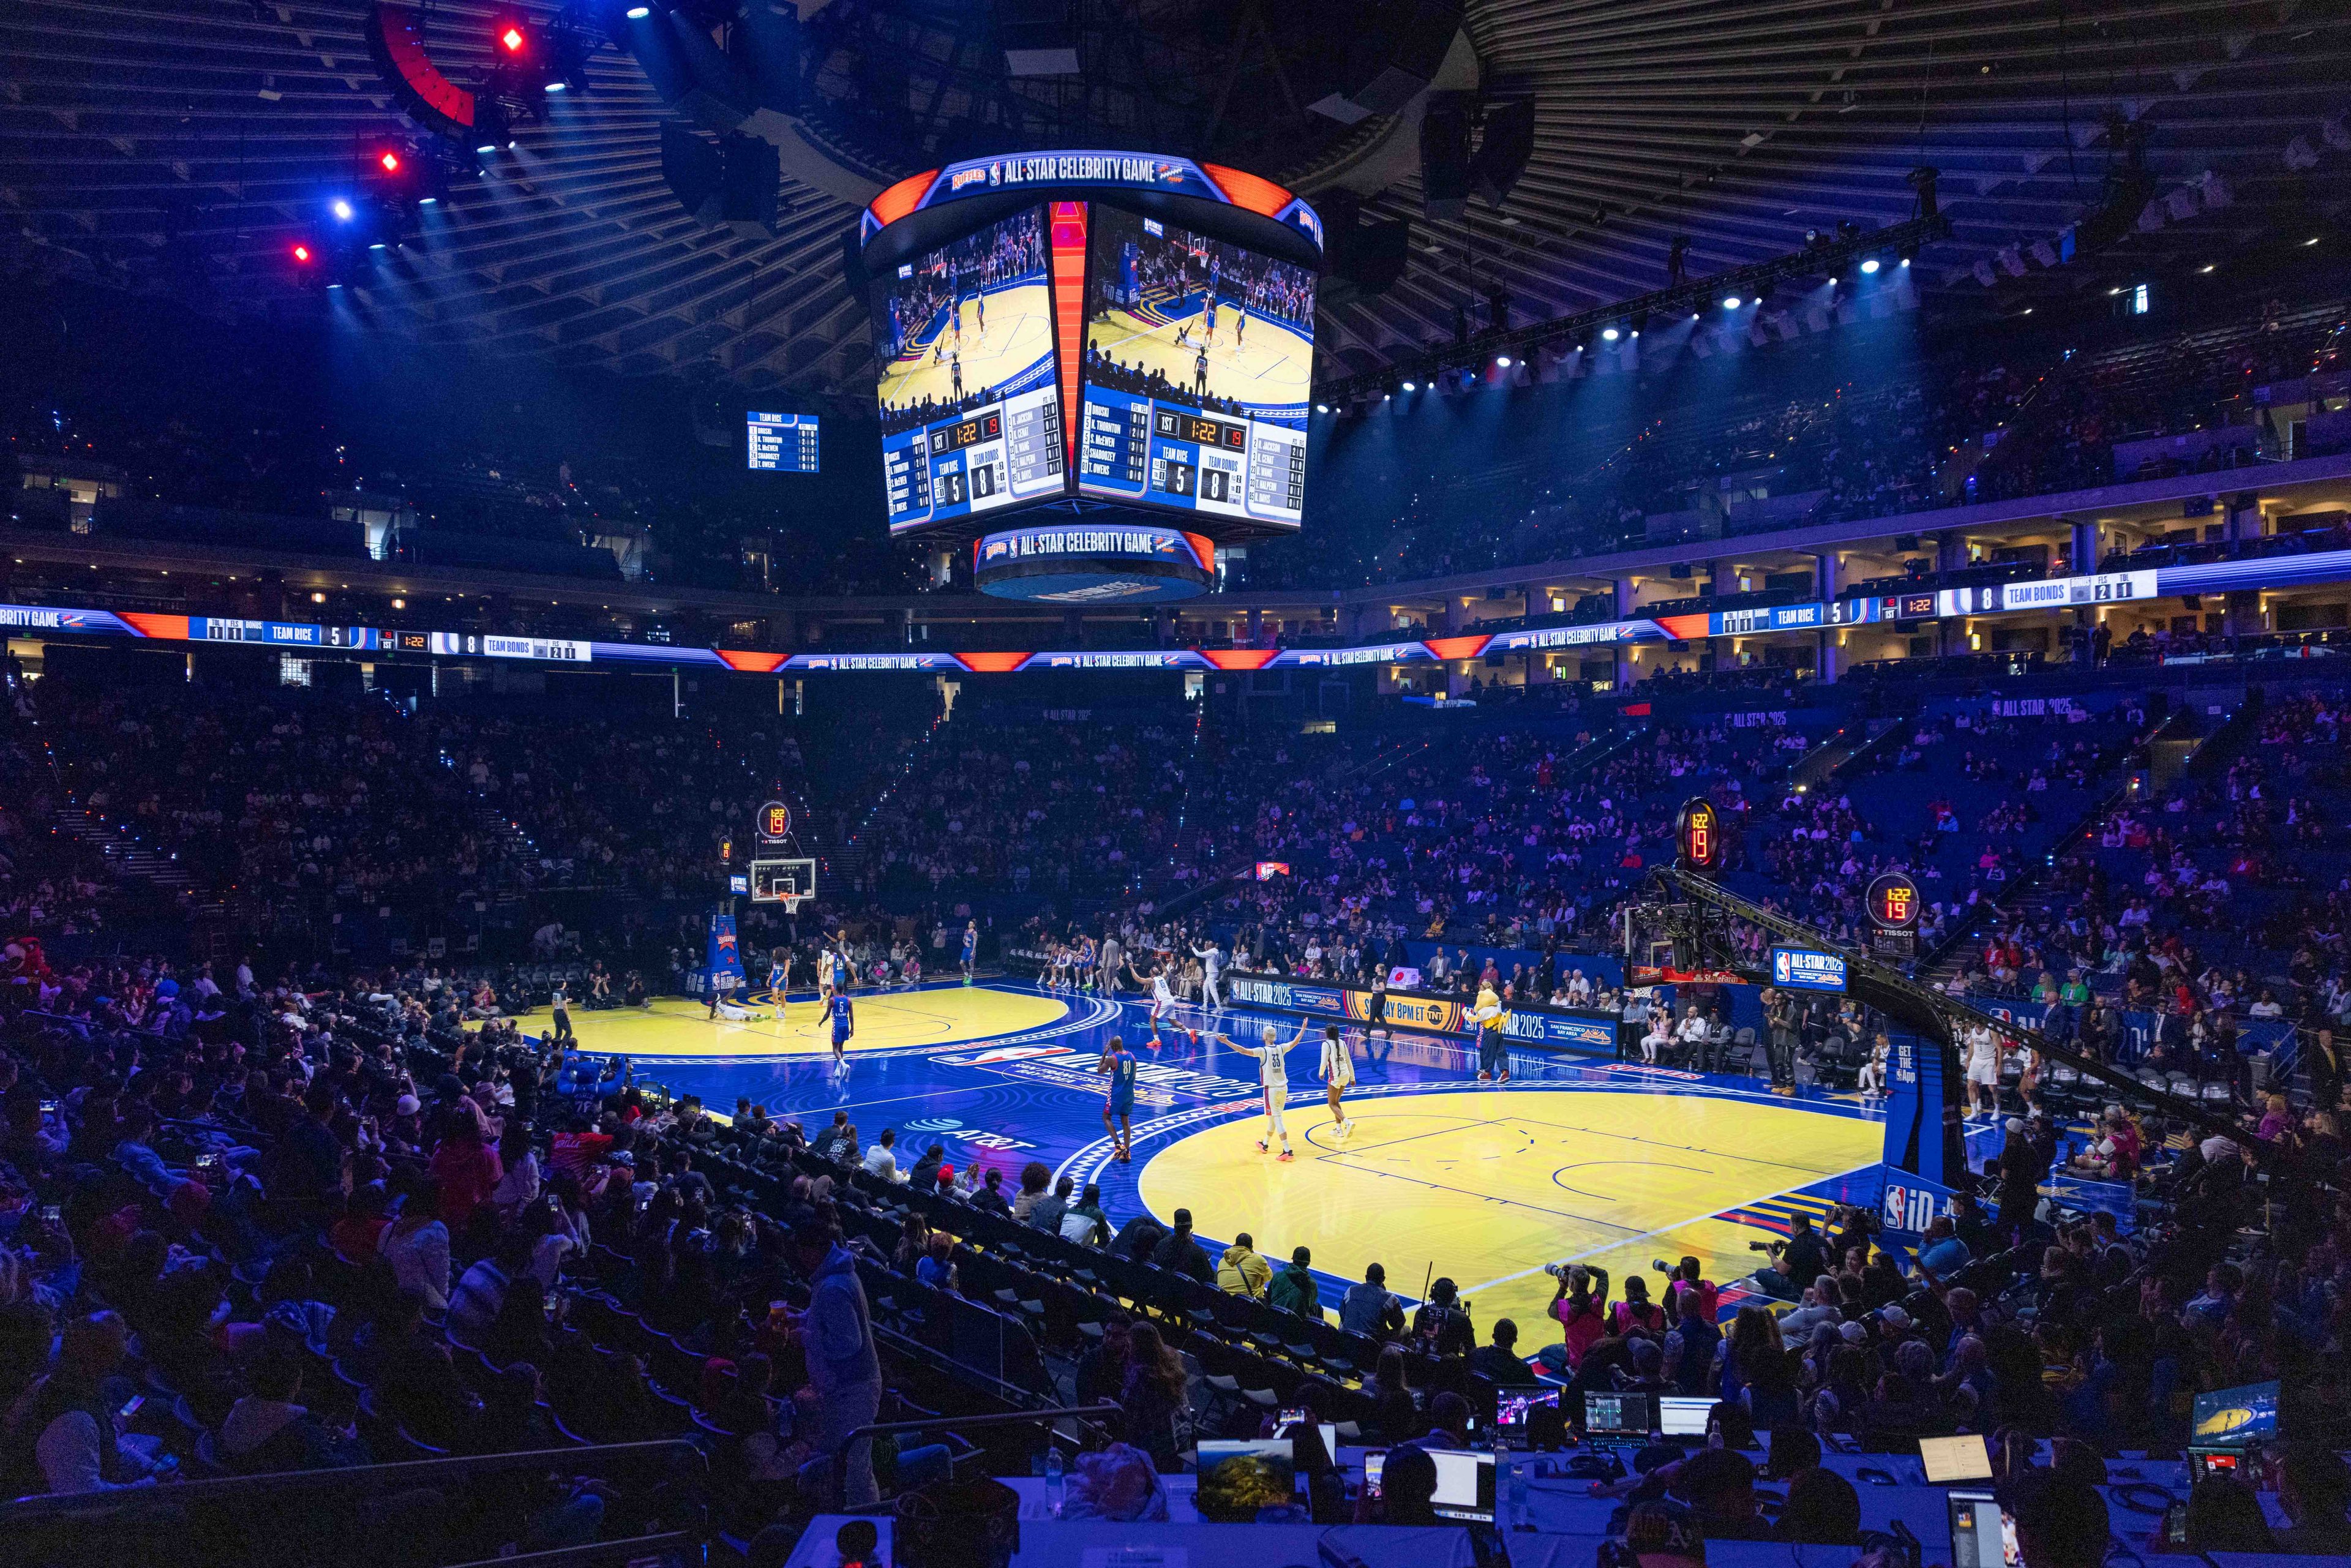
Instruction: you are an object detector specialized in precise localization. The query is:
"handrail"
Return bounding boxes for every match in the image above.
[0,1439,703,1521]
[441,1532,700,1568]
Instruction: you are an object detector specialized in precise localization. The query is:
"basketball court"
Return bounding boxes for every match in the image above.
[1087,293,1312,410]
[525,978,1889,1327]
[877,278,1054,411]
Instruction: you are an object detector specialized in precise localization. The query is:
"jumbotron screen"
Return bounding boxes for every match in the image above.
[872,206,1065,532]
[1074,206,1313,527]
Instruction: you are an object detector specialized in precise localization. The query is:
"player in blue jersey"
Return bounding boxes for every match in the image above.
[827,989,855,1070]
[961,920,978,983]
[1202,293,1218,348]
[1098,1033,1138,1162]
[767,947,793,1024]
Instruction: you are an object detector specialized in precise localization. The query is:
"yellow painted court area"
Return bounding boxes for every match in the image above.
[877,282,1054,411]
[1138,1089,1881,1340]
[1087,304,1311,406]
[508,988,1068,1059]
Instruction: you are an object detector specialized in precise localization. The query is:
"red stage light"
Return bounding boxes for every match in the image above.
[378,150,401,173]
[292,244,312,263]
[500,25,525,51]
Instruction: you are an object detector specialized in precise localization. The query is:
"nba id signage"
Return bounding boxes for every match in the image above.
[706,907,746,992]
[1880,1027,1965,1191]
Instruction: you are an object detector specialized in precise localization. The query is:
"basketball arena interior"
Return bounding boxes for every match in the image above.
[4,3,2351,1566]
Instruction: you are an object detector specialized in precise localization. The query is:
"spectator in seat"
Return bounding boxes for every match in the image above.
[2274,1441,2351,1555]
[2011,1470,2110,1568]
[380,1176,452,1313]
[1011,1162,1052,1223]
[1412,1276,1475,1357]
[1076,1312,1134,1407]
[1365,1346,1417,1441]
[1673,1446,1773,1540]
[1028,1174,1073,1236]
[220,1343,368,1472]
[1265,1246,1318,1315]
[1217,1232,1271,1297]
[1119,1321,1188,1471]
[1471,1318,1531,1385]
[969,1168,1011,1216]
[1357,1442,1439,1526]
[3,1311,166,1492]
[429,1108,503,1234]
[1774,1465,1861,1545]
[2177,1474,2277,1553]
[1060,1183,1109,1247]
[1151,1208,1213,1281]
[1412,1390,1474,1449]
[1342,1261,1404,1340]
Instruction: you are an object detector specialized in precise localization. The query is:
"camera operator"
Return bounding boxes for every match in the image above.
[1749,1209,1828,1300]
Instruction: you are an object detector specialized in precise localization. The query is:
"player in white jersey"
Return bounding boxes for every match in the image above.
[1220,1019,1308,1160]
[1191,939,1226,1008]
[1316,1023,1357,1141]
[1128,960,1194,1052]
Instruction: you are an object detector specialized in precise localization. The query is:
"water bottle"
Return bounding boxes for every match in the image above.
[1043,1443,1065,1517]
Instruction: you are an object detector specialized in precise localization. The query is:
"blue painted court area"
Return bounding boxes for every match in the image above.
[561,980,1900,1331]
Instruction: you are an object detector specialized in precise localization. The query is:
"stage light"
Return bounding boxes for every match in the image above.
[1401,380,1417,392]
[378,150,401,173]
[2200,263,2215,274]
[368,241,387,250]
[1601,328,1619,341]
[1828,275,1839,285]
[1899,257,1911,267]
[418,195,437,205]
[1860,257,1880,274]
[1496,355,1512,367]
[310,591,328,604]
[1315,403,1328,413]
[1630,329,1640,339]
[545,80,566,92]
[476,141,498,154]
[291,243,312,263]
[1722,295,1742,309]
[625,4,650,14]
[501,24,525,52]
[332,199,355,220]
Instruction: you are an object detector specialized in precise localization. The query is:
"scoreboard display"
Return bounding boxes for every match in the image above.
[746,411,820,472]
[861,161,1320,544]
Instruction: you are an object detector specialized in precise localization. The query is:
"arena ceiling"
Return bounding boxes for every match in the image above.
[4,0,2347,401]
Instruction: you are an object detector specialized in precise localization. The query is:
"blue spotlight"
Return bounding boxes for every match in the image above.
[1401,380,1417,392]
[332,199,355,221]
[1601,328,1619,342]
[625,4,651,15]
[1860,257,1881,275]
[1722,295,1742,310]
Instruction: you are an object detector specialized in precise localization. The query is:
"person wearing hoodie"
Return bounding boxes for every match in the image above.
[1059,1183,1110,1247]
[220,1345,369,1473]
[1028,1174,1073,1236]
[1266,1245,1319,1316]
[789,1212,882,1507]
[1217,1232,1272,1297]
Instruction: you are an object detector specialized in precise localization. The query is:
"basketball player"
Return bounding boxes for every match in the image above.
[1317,1023,1355,1140]
[975,287,986,337]
[1098,1032,1138,1162]
[961,919,978,983]
[1220,1019,1308,1161]
[1202,292,1218,348]
[768,947,793,1024]
[827,985,855,1071]
[1233,306,1245,348]
[1190,937,1226,1008]
[1123,958,1170,1049]
[1074,933,1098,994]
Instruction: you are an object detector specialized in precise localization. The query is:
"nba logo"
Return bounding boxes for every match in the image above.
[1881,1184,1941,1232]
[988,162,1002,187]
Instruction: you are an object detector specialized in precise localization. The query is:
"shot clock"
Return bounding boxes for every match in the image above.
[1675,798,1722,872]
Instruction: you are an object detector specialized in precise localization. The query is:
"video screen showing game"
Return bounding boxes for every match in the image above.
[871,206,1064,533]
[1075,204,1313,528]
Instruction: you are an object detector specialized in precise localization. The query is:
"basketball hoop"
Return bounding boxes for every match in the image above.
[750,856,816,913]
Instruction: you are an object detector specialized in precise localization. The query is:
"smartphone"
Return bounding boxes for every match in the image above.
[39,1205,61,1224]
[2162,1500,2189,1548]
[39,1100,59,1117]
[544,1292,561,1317]
[195,1153,220,1172]
[1278,1406,1309,1428]
[119,1394,145,1420]
[1362,1450,1386,1499]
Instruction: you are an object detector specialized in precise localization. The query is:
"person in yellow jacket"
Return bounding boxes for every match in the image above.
[1217,1233,1273,1297]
